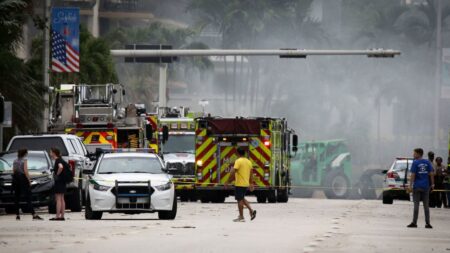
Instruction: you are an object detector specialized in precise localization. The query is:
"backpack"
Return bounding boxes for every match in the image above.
[60,159,74,183]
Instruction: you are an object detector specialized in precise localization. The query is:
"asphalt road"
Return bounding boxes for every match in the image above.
[1,198,449,253]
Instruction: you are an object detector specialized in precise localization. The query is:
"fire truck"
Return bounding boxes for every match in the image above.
[194,117,298,203]
[158,107,199,201]
[50,84,150,153]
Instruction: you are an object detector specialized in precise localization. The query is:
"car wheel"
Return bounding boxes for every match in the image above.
[4,206,16,214]
[158,195,177,220]
[382,191,394,204]
[70,188,82,212]
[324,171,350,199]
[48,200,56,214]
[85,196,102,220]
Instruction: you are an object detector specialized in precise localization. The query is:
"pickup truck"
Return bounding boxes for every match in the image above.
[6,134,93,212]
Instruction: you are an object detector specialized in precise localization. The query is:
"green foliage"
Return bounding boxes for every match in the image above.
[0,0,44,133]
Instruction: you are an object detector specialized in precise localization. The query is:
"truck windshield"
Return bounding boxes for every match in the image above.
[162,135,195,154]
[78,85,111,104]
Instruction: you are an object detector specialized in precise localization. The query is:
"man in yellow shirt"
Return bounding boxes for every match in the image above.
[225,147,257,222]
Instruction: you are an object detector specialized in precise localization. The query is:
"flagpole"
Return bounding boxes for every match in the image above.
[42,0,51,132]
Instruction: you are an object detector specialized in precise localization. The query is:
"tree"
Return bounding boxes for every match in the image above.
[0,0,45,133]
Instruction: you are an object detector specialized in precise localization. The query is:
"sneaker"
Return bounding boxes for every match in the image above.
[250,210,257,221]
[407,223,417,228]
[233,217,245,222]
[33,215,43,220]
[16,216,20,221]
[425,224,433,229]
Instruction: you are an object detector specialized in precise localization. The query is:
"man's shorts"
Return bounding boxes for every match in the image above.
[235,187,248,201]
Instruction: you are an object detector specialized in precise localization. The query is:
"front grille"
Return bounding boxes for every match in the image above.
[167,162,195,176]
[111,186,154,197]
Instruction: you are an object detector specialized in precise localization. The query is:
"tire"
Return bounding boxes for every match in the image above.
[5,206,16,214]
[189,192,198,202]
[70,188,82,212]
[291,188,314,198]
[382,192,393,204]
[211,192,226,203]
[85,196,102,220]
[267,190,276,203]
[48,200,56,214]
[256,192,267,203]
[277,188,289,203]
[179,193,189,202]
[158,195,177,220]
[324,171,350,199]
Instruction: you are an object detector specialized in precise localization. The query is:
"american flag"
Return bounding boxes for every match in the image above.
[51,30,79,72]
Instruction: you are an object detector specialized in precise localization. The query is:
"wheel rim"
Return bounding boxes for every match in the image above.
[332,176,348,197]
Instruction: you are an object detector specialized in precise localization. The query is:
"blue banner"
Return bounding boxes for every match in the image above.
[51,7,80,72]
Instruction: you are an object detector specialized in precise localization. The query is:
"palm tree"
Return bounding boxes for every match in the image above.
[0,0,45,134]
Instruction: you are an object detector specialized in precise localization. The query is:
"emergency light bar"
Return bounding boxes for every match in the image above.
[95,148,157,156]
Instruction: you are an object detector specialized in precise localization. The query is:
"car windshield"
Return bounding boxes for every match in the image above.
[162,135,195,154]
[97,156,163,174]
[0,153,49,173]
[392,160,412,178]
[9,137,69,156]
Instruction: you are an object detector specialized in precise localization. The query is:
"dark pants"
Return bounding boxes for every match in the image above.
[412,188,430,225]
[446,183,450,206]
[13,176,35,216]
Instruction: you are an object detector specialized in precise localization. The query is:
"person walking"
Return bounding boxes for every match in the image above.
[434,157,447,208]
[407,148,434,229]
[12,149,43,220]
[49,148,67,221]
[225,147,257,222]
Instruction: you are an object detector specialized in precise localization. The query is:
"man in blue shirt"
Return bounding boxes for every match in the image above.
[407,148,435,229]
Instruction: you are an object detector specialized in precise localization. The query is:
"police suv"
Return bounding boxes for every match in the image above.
[84,150,176,220]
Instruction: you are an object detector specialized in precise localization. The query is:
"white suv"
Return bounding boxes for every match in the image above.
[6,134,91,212]
[382,158,413,204]
[84,151,176,220]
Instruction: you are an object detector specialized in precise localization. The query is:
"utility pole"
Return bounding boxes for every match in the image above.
[159,64,168,108]
[434,0,442,149]
[42,0,51,133]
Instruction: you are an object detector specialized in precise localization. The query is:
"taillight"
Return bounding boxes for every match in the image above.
[387,171,398,179]
[68,160,76,176]
[264,141,271,147]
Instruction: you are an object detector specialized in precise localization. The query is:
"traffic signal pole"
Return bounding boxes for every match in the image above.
[111,48,400,109]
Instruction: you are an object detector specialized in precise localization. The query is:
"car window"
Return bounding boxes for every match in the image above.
[0,153,49,172]
[9,137,69,156]
[65,139,76,154]
[76,138,88,156]
[97,156,163,174]
[69,139,81,154]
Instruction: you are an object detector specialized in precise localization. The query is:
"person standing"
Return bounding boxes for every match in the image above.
[434,157,447,208]
[49,148,66,221]
[225,147,257,222]
[428,151,437,208]
[407,148,434,229]
[12,149,43,220]
[446,158,450,208]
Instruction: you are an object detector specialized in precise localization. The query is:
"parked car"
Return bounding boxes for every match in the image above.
[6,134,92,212]
[382,157,413,204]
[0,151,54,213]
[84,151,176,220]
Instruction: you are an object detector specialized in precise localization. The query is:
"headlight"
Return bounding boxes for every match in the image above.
[32,176,52,185]
[93,184,111,191]
[90,179,111,191]
[155,182,172,191]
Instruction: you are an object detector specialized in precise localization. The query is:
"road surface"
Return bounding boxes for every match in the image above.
[1,198,449,253]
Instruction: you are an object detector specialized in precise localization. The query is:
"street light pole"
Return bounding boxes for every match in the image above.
[434,0,442,149]
[42,0,51,132]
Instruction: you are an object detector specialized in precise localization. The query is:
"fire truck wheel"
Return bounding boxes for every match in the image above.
[256,193,267,203]
[179,193,189,202]
[277,188,289,203]
[189,192,199,202]
[324,170,350,199]
[212,193,226,203]
[267,190,277,203]
[4,207,16,214]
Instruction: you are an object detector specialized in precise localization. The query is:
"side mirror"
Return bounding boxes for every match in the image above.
[382,170,388,174]
[162,125,169,144]
[87,152,97,161]
[146,124,153,141]
[292,146,298,152]
[292,134,298,148]
[82,169,94,175]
